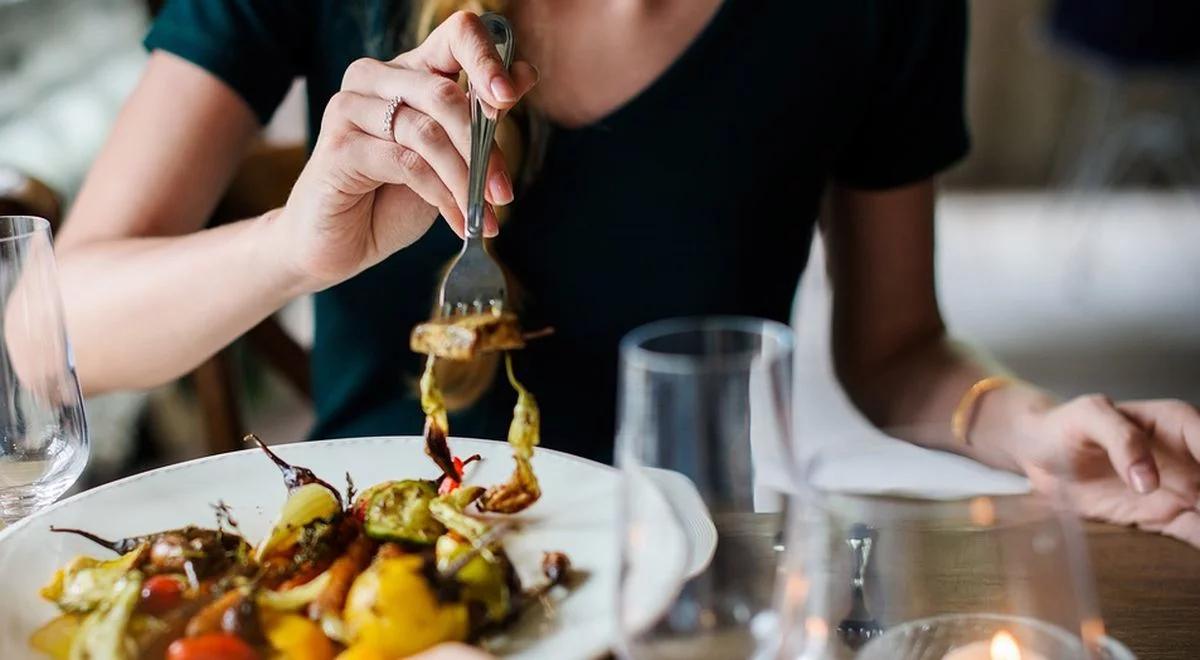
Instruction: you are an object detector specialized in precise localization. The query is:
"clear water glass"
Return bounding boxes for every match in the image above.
[0,216,87,523]
[615,317,796,659]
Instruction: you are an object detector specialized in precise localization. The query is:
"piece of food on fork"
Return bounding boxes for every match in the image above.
[410,311,526,361]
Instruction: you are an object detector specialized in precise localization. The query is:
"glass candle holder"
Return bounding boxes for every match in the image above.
[767,491,1128,660]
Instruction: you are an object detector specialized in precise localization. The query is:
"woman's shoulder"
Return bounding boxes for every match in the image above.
[145,0,325,124]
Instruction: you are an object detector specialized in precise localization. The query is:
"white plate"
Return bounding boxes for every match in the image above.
[0,436,689,660]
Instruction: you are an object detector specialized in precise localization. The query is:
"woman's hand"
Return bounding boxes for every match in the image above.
[409,642,494,659]
[1015,396,1200,546]
[270,11,538,292]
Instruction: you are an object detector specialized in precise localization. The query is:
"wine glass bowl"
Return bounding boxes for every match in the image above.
[0,216,87,523]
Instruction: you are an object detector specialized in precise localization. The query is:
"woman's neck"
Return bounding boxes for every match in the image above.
[510,0,724,128]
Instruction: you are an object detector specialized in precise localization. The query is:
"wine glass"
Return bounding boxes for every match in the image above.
[765,424,1135,660]
[615,316,796,659]
[0,216,87,523]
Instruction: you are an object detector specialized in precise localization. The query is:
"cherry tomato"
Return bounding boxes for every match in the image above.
[139,574,185,615]
[166,633,260,660]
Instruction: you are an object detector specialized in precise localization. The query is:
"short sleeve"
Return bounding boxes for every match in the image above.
[832,1,970,189]
[143,0,311,125]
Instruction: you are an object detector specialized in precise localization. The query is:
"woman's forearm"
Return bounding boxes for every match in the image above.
[842,334,1056,474]
[58,209,302,394]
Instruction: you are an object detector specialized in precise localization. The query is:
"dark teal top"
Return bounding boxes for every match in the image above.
[145,1,969,463]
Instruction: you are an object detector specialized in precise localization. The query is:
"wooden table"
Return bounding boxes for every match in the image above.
[1083,522,1200,659]
[668,514,1200,659]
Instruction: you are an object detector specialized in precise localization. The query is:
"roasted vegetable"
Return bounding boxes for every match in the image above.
[333,646,389,660]
[219,591,265,643]
[361,480,444,544]
[540,551,572,587]
[47,528,145,556]
[32,412,574,657]
[429,487,489,544]
[29,613,81,660]
[50,526,251,579]
[435,534,512,624]
[437,454,482,495]
[256,483,342,562]
[419,355,458,481]
[478,355,542,513]
[69,570,143,660]
[138,575,186,615]
[410,311,525,361]
[263,612,336,660]
[40,546,145,614]
[309,534,375,634]
[128,597,211,659]
[343,555,468,657]
[246,433,342,507]
[184,589,244,638]
[258,569,332,613]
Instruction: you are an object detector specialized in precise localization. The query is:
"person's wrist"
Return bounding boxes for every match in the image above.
[968,382,1057,475]
[250,207,322,299]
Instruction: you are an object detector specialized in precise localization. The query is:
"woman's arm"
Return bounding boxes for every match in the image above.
[824,180,1051,471]
[56,13,537,395]
[56,52,289,394]
[827,179,1200,545]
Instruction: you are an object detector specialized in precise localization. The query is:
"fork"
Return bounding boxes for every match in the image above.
[436,13,515,317]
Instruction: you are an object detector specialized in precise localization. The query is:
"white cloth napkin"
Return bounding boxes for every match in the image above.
[785,237,1031,501]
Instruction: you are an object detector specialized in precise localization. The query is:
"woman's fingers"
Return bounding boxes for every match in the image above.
[389,104,503,234]
[409,642,495,660]
[1122,486,1200,547]
[339,63,537,208]
[480,61,537,203]
[391,105,469,220]
[1160,509,1200,548]
[342,63,472,156]
[461,62,537,206]
[335,131,466,235]
[397,11,517,108]
[322,91,500,237]
[1118,399,1200,465]
[1066,394,1160,494]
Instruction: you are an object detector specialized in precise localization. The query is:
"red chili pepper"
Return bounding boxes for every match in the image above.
[438,457,465,495]
[438,455,483,495]
[139,574,185,615]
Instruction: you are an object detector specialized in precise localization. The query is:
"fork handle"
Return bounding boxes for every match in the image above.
[466,14,516,240]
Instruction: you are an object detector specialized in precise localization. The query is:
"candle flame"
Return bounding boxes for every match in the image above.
[969,496,996,526]
[804,616,828,640]
[990,630,1022,660]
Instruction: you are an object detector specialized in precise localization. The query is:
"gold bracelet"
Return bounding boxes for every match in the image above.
[952,375,1015,445]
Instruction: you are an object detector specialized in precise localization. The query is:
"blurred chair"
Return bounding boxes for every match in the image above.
[0,167,63,230]
[1047,0,1200,188]
[194,143,310,453]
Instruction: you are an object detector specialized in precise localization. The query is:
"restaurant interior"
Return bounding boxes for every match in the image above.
[0,0,1197,659]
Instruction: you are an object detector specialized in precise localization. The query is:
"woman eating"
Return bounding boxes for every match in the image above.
[54,0,1200,552]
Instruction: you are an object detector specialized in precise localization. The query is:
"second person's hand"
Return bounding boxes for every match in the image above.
[1011,395,1200,546]
[267,11,538,293]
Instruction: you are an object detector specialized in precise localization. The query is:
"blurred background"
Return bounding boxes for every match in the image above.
[0,0,1197,488]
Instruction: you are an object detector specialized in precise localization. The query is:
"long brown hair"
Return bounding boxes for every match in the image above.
[352,0,538,411]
